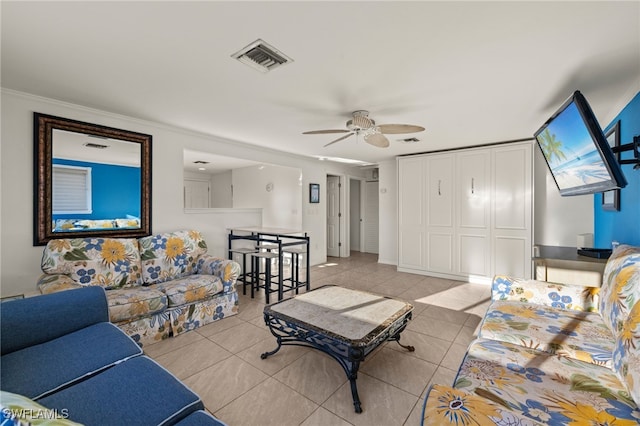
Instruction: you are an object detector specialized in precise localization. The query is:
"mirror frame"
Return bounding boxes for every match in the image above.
[34,112,152,245]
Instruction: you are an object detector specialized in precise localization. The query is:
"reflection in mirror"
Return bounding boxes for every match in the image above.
[184,150,302,229]
[34,113,152,245]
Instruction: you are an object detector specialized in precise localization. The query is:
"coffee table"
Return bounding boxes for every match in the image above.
[261,285,414,413]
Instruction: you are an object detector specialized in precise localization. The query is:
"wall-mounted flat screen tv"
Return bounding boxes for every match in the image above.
[535,90,627,196]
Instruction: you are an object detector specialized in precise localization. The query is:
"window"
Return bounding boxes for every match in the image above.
[52,165,92,214]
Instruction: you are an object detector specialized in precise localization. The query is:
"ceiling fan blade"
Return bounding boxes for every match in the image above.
[324,132,354,147]
[303,129,350,135]
[377,124,425,134]
[364,133,390,148]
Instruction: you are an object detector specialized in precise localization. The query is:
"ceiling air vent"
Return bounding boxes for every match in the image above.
[231,39,293,73]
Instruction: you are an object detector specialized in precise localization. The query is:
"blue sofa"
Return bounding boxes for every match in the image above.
[0,286,224,426]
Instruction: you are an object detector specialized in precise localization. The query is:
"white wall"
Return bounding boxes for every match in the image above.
[0,89,358,297]
[232,164,302,229]
[378,160,397,264]
[533,147,594,246]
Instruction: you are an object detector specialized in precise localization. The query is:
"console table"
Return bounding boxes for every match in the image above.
[533,245,608,287]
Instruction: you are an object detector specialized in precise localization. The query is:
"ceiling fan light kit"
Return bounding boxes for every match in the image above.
[303,110,424,148]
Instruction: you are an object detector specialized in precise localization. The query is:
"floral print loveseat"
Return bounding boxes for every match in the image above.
[37,229,240,347]
[422,244,640,425]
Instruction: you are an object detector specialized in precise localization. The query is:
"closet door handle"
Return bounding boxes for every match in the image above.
[471,178,475,194]
[438,180,441,196]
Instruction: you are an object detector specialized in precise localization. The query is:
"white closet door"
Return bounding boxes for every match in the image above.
[457,150,490,277]
[184,179,210,208]
[426,154,455,274]
[492,144,532,278]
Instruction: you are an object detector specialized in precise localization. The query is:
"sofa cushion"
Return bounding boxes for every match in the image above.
[599,245,640,335]
[38,356,204,426]
[454,338,640,424]
[0,391,83,425]
[421,384,539,426]
[106,287,168,323]
[479,300,615,367]
[615,302,640,406]
[1,287,109,355]
[139,230,208,285]
[606,246,640,405]
[1,322,142,400]
[41,237,142,289]
[155,274,224,307]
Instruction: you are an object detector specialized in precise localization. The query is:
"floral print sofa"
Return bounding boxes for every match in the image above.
[37,230,240,347]
[422,244,640,425]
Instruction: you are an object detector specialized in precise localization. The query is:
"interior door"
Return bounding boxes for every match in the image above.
[363,181,379,254]
[184,179,210,208]
[327,175,340,257]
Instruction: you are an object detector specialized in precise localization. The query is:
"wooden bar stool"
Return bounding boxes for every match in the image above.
[229,247,258,296]
[251,251,280,303]
[283,247,309,295]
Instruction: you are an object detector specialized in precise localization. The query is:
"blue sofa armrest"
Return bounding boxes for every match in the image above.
[196,255,240,293]
[1,286,109,355]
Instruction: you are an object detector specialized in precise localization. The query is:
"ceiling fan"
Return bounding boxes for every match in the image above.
[303,110,425,148]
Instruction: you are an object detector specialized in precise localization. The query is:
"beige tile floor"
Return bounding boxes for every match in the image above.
[144,252,492,426]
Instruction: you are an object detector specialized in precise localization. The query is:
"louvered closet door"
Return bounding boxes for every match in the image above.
[426,154,455,274]
[456,150,490,277]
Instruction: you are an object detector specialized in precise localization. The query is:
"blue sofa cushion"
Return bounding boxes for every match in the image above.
[173,410,228,426]
[39,356,204,426]
[1,322,142,400]
[1,286,109,355]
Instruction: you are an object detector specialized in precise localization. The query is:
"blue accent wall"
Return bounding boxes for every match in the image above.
[52,159,141,220]
[594,91,640,247]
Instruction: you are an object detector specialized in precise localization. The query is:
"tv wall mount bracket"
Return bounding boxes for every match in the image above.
[612,135,640,170]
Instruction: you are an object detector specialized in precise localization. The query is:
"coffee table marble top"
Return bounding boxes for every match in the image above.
[267,285,413,344]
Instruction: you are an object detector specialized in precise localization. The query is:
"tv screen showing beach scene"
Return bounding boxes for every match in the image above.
[535,92,625,196]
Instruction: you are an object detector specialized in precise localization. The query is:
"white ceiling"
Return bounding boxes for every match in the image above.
[2,1,639,165]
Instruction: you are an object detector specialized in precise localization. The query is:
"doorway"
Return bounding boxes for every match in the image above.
[349,178,363,252]
[326,175,341,257]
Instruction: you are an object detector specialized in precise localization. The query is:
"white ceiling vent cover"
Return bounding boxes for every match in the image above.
[231,39,293,73]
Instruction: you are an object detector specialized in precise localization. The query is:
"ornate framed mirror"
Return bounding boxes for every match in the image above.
[34,113,152,245]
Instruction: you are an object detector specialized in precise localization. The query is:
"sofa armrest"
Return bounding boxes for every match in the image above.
[37,273,83,294]
[422,384,544,425]
[196,255,240,293]
[491,275,599,311]
[1,286,109,355]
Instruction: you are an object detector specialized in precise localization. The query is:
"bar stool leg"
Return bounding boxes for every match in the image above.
[241,253,248,296]
[252,255,258,299]
[264,260,271,304]
[293,252,300,294]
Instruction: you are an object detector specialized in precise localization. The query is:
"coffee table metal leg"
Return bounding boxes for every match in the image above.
[346,353,363,413]
[260,338,282,359]
[389,334,415,352]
